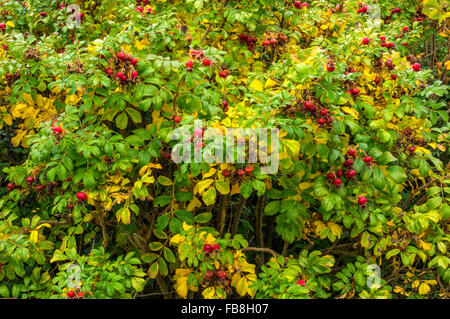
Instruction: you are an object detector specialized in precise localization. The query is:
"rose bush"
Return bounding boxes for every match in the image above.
[0,0,449,299]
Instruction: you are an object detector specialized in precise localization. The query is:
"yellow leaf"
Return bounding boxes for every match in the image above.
[170,234,185,245]
[283,139,300,157]
[30,230,39,243]
[36,223,51,230]
[6,21,15,28]
[235,277,248,297]
[265,78,278,89]
[418,282,431,295]
[341,106,359,119]
[196,179,214,195]
[23,93,34,106]
[230,183,240,195]
[203,168,217,179]
[249,79,263,92]
[202,287,216,299]
[182,222,193,231]
[328,221,343,237]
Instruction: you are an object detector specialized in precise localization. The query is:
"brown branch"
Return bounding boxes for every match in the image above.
[231,196,246,236]
[242,246,280,257]
[402,175,450,210]
[216,194,228,236]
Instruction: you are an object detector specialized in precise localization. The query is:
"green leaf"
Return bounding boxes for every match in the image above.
[116,112,128,129]
[125,108,142,124]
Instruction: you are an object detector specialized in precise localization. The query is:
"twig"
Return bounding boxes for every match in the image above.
[242,246,280,257]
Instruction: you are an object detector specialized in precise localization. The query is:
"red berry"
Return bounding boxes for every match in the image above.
[131,58,138,65]
[327,173,336,181]
[304,101,313,109]
[7,183,14,189]
[351,88,360,96]
[409,146,416,152]
[320,109,328,116]
[347,169,356,179]
[213,244,219,251]
[27,176,35,183]
[301,2,309,8]
[217,270,227,279]
[173,115,182,124]
[136,7,143,13]
[374,77,381,85]
[205,270,214,279]
[131,71,139,79]
[116,71,124,78]
[363,156,372,163]
[40,12,47,17]
[77,291,84,298]
[297,279,306,286]
[245,166,254,174]
[294,1,302,9]
[358,196,367,206]
[237,169,246,176]
[333,178,342,186]
[186,60,194,70]
[412,63,421,72]
[391,74,397,80]
[262,40,271,46]
[76,192,87,201]
[362,37,370,45]
[344,159,354,167]
[67,291,75,298]
[347,149,356,157]
[380,36,386,42]
[52,126,63,134]
[164,152,171,160]
[269,38,278,45]
[116,52,126,60]
[318,118,326,125]
[0,23,6,29]
[386,42,393,49]
[202,58,212,66]
[326,62,336,72]
[219,71,228,78]
[203,244,213,253]
[336,169,343,177]
[222,169,230,177]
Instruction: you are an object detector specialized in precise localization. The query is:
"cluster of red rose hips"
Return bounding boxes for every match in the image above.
[326,148,372,189]
[293,1,309,9]
[66,289,84,299]
[345,87,360,97]
[204,243,220,254]
[414,6,425,22]
[262,32,287,49]
[105,51,139,83]
[356,2,369,14]
[204,269,228,281]
[300,100,334,127]
[221,165,254,179]
[135,5,152,14]
[238,33,257,51]
[380,36,394,49]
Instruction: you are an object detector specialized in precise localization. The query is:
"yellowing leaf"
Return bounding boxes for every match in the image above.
[249,79,263,92]
[6,21,15,28]
[235,277,248,297]
[265,78,278,89]
[202,287,216,299]
[30,230,39,243]
[341,106,359,119]
[23,93,34,106]
[418,282,431,295]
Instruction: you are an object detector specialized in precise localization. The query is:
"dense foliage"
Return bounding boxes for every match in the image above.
[0,0,449,299]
